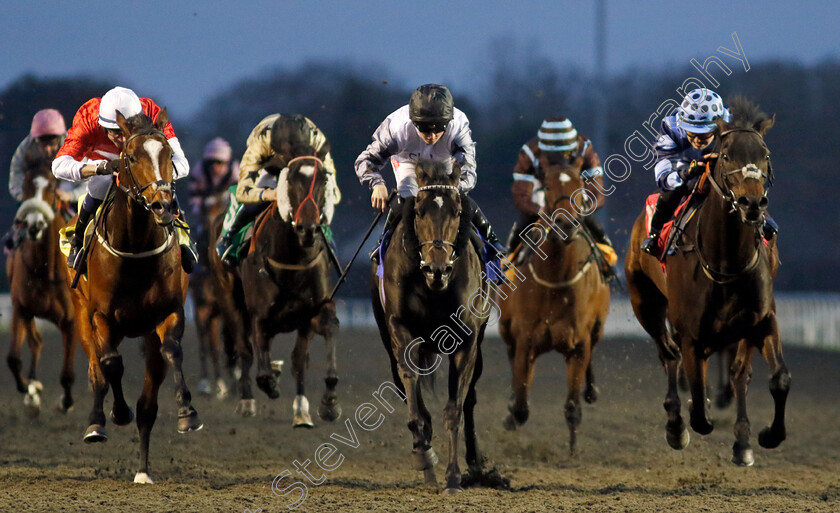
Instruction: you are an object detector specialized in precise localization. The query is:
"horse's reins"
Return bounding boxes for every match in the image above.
[116,131,174,216]
[693,127,771,284]
[414,184,460,269]
[287,155,324,226]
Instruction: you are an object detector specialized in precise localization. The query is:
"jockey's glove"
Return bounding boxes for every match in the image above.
[95,159,121,175]
[679,160,706,181]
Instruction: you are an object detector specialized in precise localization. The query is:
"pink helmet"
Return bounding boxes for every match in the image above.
[30,109,66,138]
[203,137,232,161]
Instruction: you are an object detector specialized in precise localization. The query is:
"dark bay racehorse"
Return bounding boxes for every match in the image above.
[237,130,341,426]
[6,146,78,417]
[625,97,788,465]
[372,160,503,493]
[68,110,201,484]
[498,155,610,453]
[191,185,238,398]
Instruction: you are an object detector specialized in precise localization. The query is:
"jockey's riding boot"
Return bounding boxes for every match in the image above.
[762,214,779,241]
[640,230,661,256]
[67,199,99,269]
[474,215,506,258]
[216,231,235,261]
[370,208,400,263]
[180,235,199,274]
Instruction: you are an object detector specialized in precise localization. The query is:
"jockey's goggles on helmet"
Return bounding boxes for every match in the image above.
[686,131,715,144]
[413,121,448,134]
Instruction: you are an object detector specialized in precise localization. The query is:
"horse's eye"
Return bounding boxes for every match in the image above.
[765,155,771,160]
[721,154,728,160]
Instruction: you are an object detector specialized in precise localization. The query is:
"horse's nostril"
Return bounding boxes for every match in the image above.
[737,197,750,207]
[150,201,164,213]
[759,197,769,208]
[444,265,453,274]
[421,265,432,274]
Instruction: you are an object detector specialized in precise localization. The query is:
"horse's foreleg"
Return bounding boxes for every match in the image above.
[7,308,28,393]
[92,313,133,427]
[715,346,736,409]
[683,342,713,436]
[235,323,256,417]
[564,339,591,455]
[464,347,484,471]
[134,333,167,484]
[757,316,790,451]
[194,304,212,393]
[663,335,688,450]
[21,319,44,418]
[291,328,314,428]
[315,303,341,422]
[584,320,604,404]
[503,335,534,430]
[731,340,756,466]
[253,319,280,400]
[443,343,478,494]
[157,311,202,433]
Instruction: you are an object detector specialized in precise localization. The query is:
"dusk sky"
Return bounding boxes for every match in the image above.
[2,1,838,118]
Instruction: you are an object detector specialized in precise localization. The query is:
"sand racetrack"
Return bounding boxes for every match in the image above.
[0,323,838,512]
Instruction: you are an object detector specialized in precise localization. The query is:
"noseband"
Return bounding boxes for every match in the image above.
[116,131,173,213]
[415,184,460,269]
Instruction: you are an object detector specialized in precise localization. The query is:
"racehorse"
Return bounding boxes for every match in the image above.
[498,155,610,454]
[372,160,504,493]
[68,109,201,484]
[236,127,341,426]
[624,97,788,465]
[191,185,237,398]
[6,145,78,417]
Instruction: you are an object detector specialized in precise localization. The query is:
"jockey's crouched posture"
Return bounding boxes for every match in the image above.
[641,88,778,255]
[511,116,618,280]
[215,114,341,263]
[356,83,505,262]
[52,86,198,273]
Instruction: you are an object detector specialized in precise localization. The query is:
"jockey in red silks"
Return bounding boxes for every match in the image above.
[52,86,198,273]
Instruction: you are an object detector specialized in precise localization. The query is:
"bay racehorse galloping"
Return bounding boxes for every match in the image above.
[625,97,788,465]
[372,160,504,493]
[6,145,78,417]
[498,155,610,454]
[191,185,238,399]
[68,110,201,484]
[237,138,341,426]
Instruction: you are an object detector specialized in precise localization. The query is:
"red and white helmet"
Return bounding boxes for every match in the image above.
[30,109,66,138]
[98,86,142,129]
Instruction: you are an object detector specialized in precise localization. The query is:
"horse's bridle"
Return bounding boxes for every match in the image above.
[116,131,174,215]
[706,127,773,215]
[286,155,325,226]
[414,184,460,270]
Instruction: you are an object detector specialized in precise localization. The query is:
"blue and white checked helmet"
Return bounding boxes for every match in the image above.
[676,88,725,134]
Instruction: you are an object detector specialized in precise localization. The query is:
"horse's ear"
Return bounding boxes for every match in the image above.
[115,110,131,135]
[415,162,429,187]
[155,107,169,132]
[755,114,775,136]
[714,116,732,134]
[317,140,331,162]
[450,161,461,185]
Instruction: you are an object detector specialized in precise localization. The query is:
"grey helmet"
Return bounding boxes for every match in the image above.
[409,84,454,128]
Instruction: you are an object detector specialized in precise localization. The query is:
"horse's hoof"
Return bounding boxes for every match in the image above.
[666,426,690,450]
[270,360,284,376]
[84,424,108,443]
[690,416,714,436]
[56,395,74,413]
[177,410,203,433]
[133,472,154,484]
[318,397,342,422]
[23,381,42,418]
[293,413,315,428]
[441,487,461,495]
[413,447,438,471]
[236,399,257,417]
[584,385,600,404]
[758,426,786,449]
[216,378,229,399]
[197,378,213,396]
[293,395,314,428]
[110,406,135,426]
[732,447,755,466]
[502,414,518,431]
[256,375,280,399]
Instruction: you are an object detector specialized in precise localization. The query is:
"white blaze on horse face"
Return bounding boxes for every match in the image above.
[433,196,444,208]
[275,168,293,222]
[738,163,763,180]
[143,139,165,181]
[33,176,49,201]
[558,173,572,183]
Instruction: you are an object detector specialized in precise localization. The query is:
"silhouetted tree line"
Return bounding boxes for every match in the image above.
[1,58,837,292]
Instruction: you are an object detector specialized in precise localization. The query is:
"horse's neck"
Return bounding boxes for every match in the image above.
[107,193,166,249]
[533,229,586,279]
[698,190,758,267]
[259,212,319,260]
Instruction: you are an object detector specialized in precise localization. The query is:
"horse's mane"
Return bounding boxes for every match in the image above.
[416,159,451,183]
[727,96,770,129]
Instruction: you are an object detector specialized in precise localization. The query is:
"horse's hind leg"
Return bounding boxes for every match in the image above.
[731,340,756,466]
[7,308,29,393]
[253,319,280,400]
[715,345,736,409]
[315,303,341,422]
[194,303,213,395]
[757,316,790,451]
[235,327,256,417]
[22,320,44,418]
[503,333,535,430]
[57,318,77,413]
[134,333,167,484]
[564,338,592,455]
[443,343,479,494]
[291,327,315,428]
[157,311,202,433]
[584,319,604,404]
